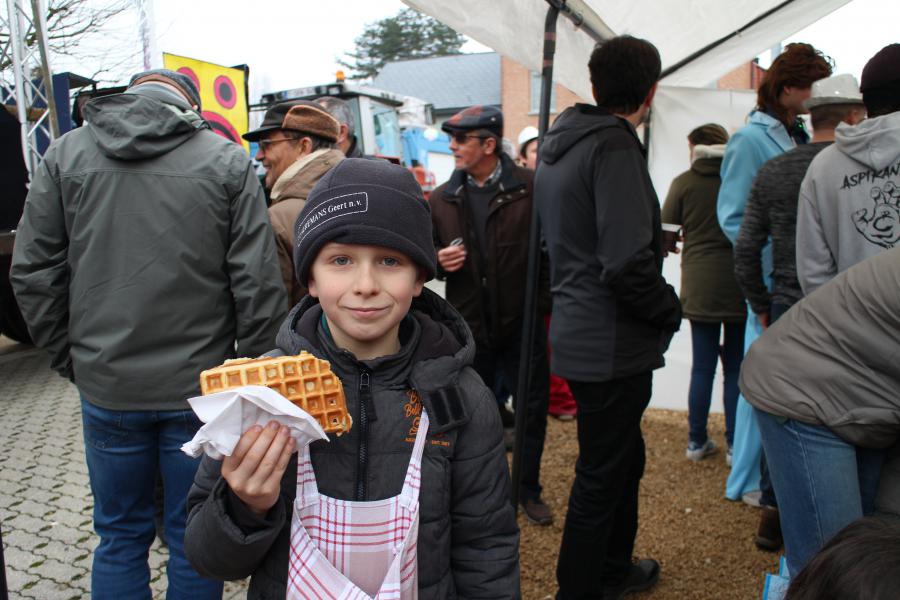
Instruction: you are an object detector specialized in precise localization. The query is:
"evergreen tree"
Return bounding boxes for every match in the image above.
[339,8,465,80]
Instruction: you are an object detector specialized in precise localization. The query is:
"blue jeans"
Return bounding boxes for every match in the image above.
[688,320,744,447]
[755,408,885,577]
[81,397,223,600]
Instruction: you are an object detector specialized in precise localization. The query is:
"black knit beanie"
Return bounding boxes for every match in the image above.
[293,159,437,286]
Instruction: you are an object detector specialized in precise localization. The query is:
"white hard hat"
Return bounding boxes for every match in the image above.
[517,125,539,147]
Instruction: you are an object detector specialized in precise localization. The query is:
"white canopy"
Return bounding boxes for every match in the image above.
[402,0,849,98]
[402,0,850,196]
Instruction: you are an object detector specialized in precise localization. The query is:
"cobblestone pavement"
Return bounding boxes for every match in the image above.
[1,345,248,599]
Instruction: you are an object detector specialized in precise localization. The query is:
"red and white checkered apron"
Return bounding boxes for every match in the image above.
[286,410,429,600]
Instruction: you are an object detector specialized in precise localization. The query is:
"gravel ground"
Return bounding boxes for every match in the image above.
[518,409,779,600]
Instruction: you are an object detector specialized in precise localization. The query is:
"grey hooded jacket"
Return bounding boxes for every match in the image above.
[10,86,286,410]
[740,247,900,514]
[184,289,520,599]
[796,111,900,295]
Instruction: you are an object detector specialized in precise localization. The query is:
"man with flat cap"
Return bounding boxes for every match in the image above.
[244,101,344,307]
[11,69,286,598]
[429,104,554,526]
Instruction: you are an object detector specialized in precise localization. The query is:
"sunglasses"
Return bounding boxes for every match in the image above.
[257,136,300,151]
[451,132,490,145]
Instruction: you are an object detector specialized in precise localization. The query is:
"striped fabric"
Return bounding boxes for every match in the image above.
[286,412,429,600]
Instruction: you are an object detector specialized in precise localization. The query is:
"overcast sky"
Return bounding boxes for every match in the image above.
[51,0,898,99]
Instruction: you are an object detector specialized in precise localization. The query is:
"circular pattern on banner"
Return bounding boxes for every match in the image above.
[214,75,237,109]
[176,67,201,92]
[203,111,241,144]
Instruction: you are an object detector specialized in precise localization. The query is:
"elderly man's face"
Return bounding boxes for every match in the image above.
[255,130,307,189]
[449,131,495,173]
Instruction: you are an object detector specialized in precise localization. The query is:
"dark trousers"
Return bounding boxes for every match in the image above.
[472,323,551,501]
[557,373,652,598]
[687,320,745,447]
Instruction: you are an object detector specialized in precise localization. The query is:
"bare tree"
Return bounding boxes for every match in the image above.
[1,0,138,81]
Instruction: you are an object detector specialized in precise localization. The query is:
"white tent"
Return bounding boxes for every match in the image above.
[402,0,849,194]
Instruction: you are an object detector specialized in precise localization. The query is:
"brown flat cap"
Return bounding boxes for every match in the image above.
[282,104,340,143]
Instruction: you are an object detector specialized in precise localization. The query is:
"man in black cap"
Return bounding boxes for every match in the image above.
[429,105,554,526]
[11,68,285,598]
[244,101,344,307]
[796,43,900,294]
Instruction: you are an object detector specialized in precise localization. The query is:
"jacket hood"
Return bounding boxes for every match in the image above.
[690,155,724,177]
[83,87,208,160]
[835,111,900,171]
[539,103,627,165]
[275,287,473,392]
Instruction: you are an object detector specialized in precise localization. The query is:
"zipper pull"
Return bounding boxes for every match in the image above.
[359,370,377,421]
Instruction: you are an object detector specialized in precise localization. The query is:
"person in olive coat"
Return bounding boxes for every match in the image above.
[662,124,747,463]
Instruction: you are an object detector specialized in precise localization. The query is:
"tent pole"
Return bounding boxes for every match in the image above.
[511,2,559,510]
[660,0,797,80]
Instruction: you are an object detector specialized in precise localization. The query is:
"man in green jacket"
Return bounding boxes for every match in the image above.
[11,69,286,599]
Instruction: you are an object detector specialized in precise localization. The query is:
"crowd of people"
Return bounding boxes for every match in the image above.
[6,28,900,600]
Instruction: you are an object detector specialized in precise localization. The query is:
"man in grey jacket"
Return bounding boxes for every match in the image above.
[796,44,900,294]
[536,36,681,600]
[741,245,900,577]
[11,69,286,599]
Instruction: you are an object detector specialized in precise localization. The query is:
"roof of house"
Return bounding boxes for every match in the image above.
[373,52,500,113]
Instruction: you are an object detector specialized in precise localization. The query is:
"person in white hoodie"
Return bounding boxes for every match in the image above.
[796,44,900,294]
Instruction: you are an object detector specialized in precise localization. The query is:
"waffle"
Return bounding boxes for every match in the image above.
[200,352,352,435]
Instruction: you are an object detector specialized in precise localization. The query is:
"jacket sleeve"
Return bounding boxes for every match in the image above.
[795,171,836,295]
[733,169,773,316]
[9,148,73,380]
[593,137,681,331]
[717,130,767,244]
[185,454,289,580]
[660,176,683,225]
[450,373,520,599]
[228,162,288,357]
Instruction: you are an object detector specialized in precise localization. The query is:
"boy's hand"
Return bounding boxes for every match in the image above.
[222,421,295,516]
[438,244,467,272]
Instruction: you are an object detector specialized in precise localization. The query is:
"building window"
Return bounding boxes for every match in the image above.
[530,71,557,114]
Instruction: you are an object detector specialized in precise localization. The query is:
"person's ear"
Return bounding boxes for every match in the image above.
[484,136,497,155]
[645,82,659,107]
[300,137,314,155]
[339,124,350,144]
[308,275,319,298]
[413,269,426,297]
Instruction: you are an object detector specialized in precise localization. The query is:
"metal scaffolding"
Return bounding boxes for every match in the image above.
[0,0,59,178]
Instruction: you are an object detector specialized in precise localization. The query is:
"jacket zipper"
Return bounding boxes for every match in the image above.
[356,369,371,501]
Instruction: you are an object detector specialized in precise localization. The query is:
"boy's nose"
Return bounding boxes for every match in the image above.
[353,264,379,295]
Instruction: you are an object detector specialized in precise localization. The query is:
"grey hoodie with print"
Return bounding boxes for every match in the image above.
[796,111,900,294]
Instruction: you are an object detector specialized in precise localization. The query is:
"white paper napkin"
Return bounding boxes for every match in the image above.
[181,385,328,460]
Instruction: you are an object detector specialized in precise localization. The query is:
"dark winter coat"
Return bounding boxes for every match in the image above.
[535,104,681,383]
[184,289,521,599]
[661,147,746,322]
[10,86,286,410]
[430,155,547,349]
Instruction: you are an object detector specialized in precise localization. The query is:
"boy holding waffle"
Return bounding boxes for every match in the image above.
[184,159,520,599]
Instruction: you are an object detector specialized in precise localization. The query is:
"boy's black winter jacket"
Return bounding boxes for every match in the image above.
[184,289,521,599]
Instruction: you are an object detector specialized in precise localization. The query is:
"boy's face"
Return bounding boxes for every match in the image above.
[308,242,425,360]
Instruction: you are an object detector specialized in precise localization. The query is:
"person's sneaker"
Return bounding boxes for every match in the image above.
[685,439,718,461]
[742,490,763,508]
[726,445,733,467]
[520,497,554,526]
[755,505,783,551]
[602,558,661,600]
[553,412,576,422]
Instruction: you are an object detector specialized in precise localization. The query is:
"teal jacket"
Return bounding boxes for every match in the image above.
[11,86,287,411]
[717,110,796,297]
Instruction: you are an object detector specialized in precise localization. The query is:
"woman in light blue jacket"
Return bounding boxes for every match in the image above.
[716,42,832,550]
